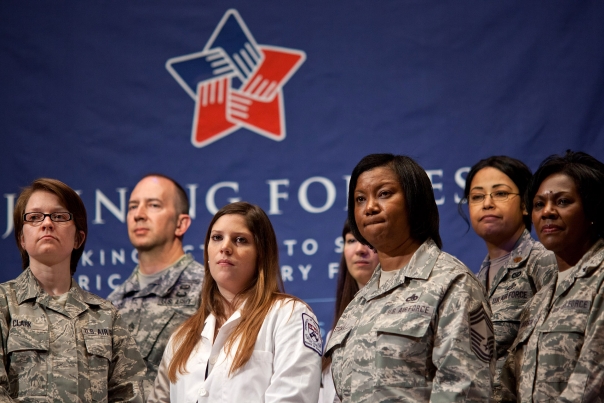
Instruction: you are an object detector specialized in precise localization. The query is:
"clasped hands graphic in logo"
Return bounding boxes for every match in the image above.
[167,9,306,148]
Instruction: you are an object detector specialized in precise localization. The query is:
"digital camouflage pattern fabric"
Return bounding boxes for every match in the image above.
[325,239,495,403]
[502,238,604,403]
[0,268,146,402]
[107,254,204,398]
[475,229,557,402]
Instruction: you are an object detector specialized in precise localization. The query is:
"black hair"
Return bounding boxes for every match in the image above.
[458,156,532,231]
[527,150,604,239]
[347,154,442,249]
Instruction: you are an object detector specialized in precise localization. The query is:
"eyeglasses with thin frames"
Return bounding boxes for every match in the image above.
[467,191,520,204]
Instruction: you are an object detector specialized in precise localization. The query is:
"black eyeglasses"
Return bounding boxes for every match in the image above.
[467,191,520,204]
[23,212,73,223]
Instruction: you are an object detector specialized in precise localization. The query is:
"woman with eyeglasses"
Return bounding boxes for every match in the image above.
[501,151,604,402]
[459,156,557,402]
[0,178,146,402]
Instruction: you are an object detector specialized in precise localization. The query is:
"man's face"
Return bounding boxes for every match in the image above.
[127,176,181,252]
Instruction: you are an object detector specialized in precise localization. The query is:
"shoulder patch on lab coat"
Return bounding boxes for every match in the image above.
[302,313,322,356]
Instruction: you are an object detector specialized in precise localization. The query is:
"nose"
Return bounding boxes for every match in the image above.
[131,205,147,221]
[220,239,233,255]
[482,194,495,209]
[540,200,558,219]
[355,241,369,256]
[40,214,55,229]
[364,195,379,215]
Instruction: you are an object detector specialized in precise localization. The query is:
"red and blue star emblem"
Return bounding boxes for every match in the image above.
[166,9,306,148]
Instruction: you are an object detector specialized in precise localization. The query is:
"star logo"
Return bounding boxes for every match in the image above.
[166,9,306,148]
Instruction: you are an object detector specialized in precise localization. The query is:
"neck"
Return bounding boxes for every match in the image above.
[137,243,185,275]
[377,237,423,272]
[555,237,596,272]
[29,259,72,296]
[485,227,524,260]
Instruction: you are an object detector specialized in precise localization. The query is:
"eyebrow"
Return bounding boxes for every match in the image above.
[534,190,572,198]
[470,183,513,192]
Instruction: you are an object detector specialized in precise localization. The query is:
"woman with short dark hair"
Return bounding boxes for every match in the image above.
[459,156,556,402]
[325,154,494,402]
[0,178,146,402]
[502,151,604,402]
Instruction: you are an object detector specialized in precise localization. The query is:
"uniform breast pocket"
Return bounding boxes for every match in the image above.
[375,314,432,388]
[535,323,586,398]
[7,326,49,398]
[84,334,113,403]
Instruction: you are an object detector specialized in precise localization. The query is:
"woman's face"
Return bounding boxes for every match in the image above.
[353,166,410,253]
[20,191,83,269]
[343,232,379,288]
[532,173,593,262]
[207,214,258,300]
[468,167,526,247]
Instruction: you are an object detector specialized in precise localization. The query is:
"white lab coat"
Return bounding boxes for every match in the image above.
[318,331,340,403]
[149,298,322,403]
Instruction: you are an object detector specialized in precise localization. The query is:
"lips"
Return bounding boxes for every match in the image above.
[39,235,58,241]
[217,259,233,266]
[479,215,500,222]
[541,224,563,234]
[363,219,385,227]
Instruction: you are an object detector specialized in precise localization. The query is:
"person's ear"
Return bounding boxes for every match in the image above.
[175,214,191,237]
[74,231,86,249]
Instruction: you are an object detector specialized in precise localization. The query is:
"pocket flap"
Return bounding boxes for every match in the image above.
[7,325,49,353]
[376,312,432,338]
[324,326,351,356]
[83,333,112,360]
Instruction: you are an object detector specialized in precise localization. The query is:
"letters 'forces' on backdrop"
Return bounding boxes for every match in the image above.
[1,2,603,335]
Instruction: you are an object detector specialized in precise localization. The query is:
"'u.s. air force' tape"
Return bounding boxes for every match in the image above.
[302,313,323,356]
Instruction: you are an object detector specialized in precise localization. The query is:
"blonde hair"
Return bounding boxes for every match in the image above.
[168,202,297,381]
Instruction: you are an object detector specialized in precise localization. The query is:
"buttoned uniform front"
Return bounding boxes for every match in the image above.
[325,239,495,403]
[107,254,204,398]
[0,268,146,402]
[475,230,557,402]
[502,238,604,403]
[148,299,322,403]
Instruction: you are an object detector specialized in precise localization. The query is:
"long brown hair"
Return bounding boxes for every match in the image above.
[321,219,363,372]
[168,202,294,381]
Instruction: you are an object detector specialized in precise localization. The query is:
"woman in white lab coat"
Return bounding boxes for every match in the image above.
[149,202,322,403]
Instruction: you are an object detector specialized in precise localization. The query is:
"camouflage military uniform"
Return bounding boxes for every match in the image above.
[107,254,204,398]
[325,239,495,403]
[475,230,557,402]
[0,268,146,402]
[502,238,604,403]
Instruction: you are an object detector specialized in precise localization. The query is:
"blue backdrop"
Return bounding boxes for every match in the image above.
[1,1,603,337]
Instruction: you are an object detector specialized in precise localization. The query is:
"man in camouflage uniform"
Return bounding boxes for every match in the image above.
[108,175,204,399]
[502,238,604,403]
[325,239,495,403]
[475,229,557,402]
[0,268,146,402]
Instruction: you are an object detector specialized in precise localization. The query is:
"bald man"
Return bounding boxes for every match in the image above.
[108,174,204,399]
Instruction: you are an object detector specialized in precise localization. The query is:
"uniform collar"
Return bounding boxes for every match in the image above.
[15,268,103,318]
[118,253,194,298]
[554,238,604,299]
[477,229,535,294]
[360,238,439,301]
